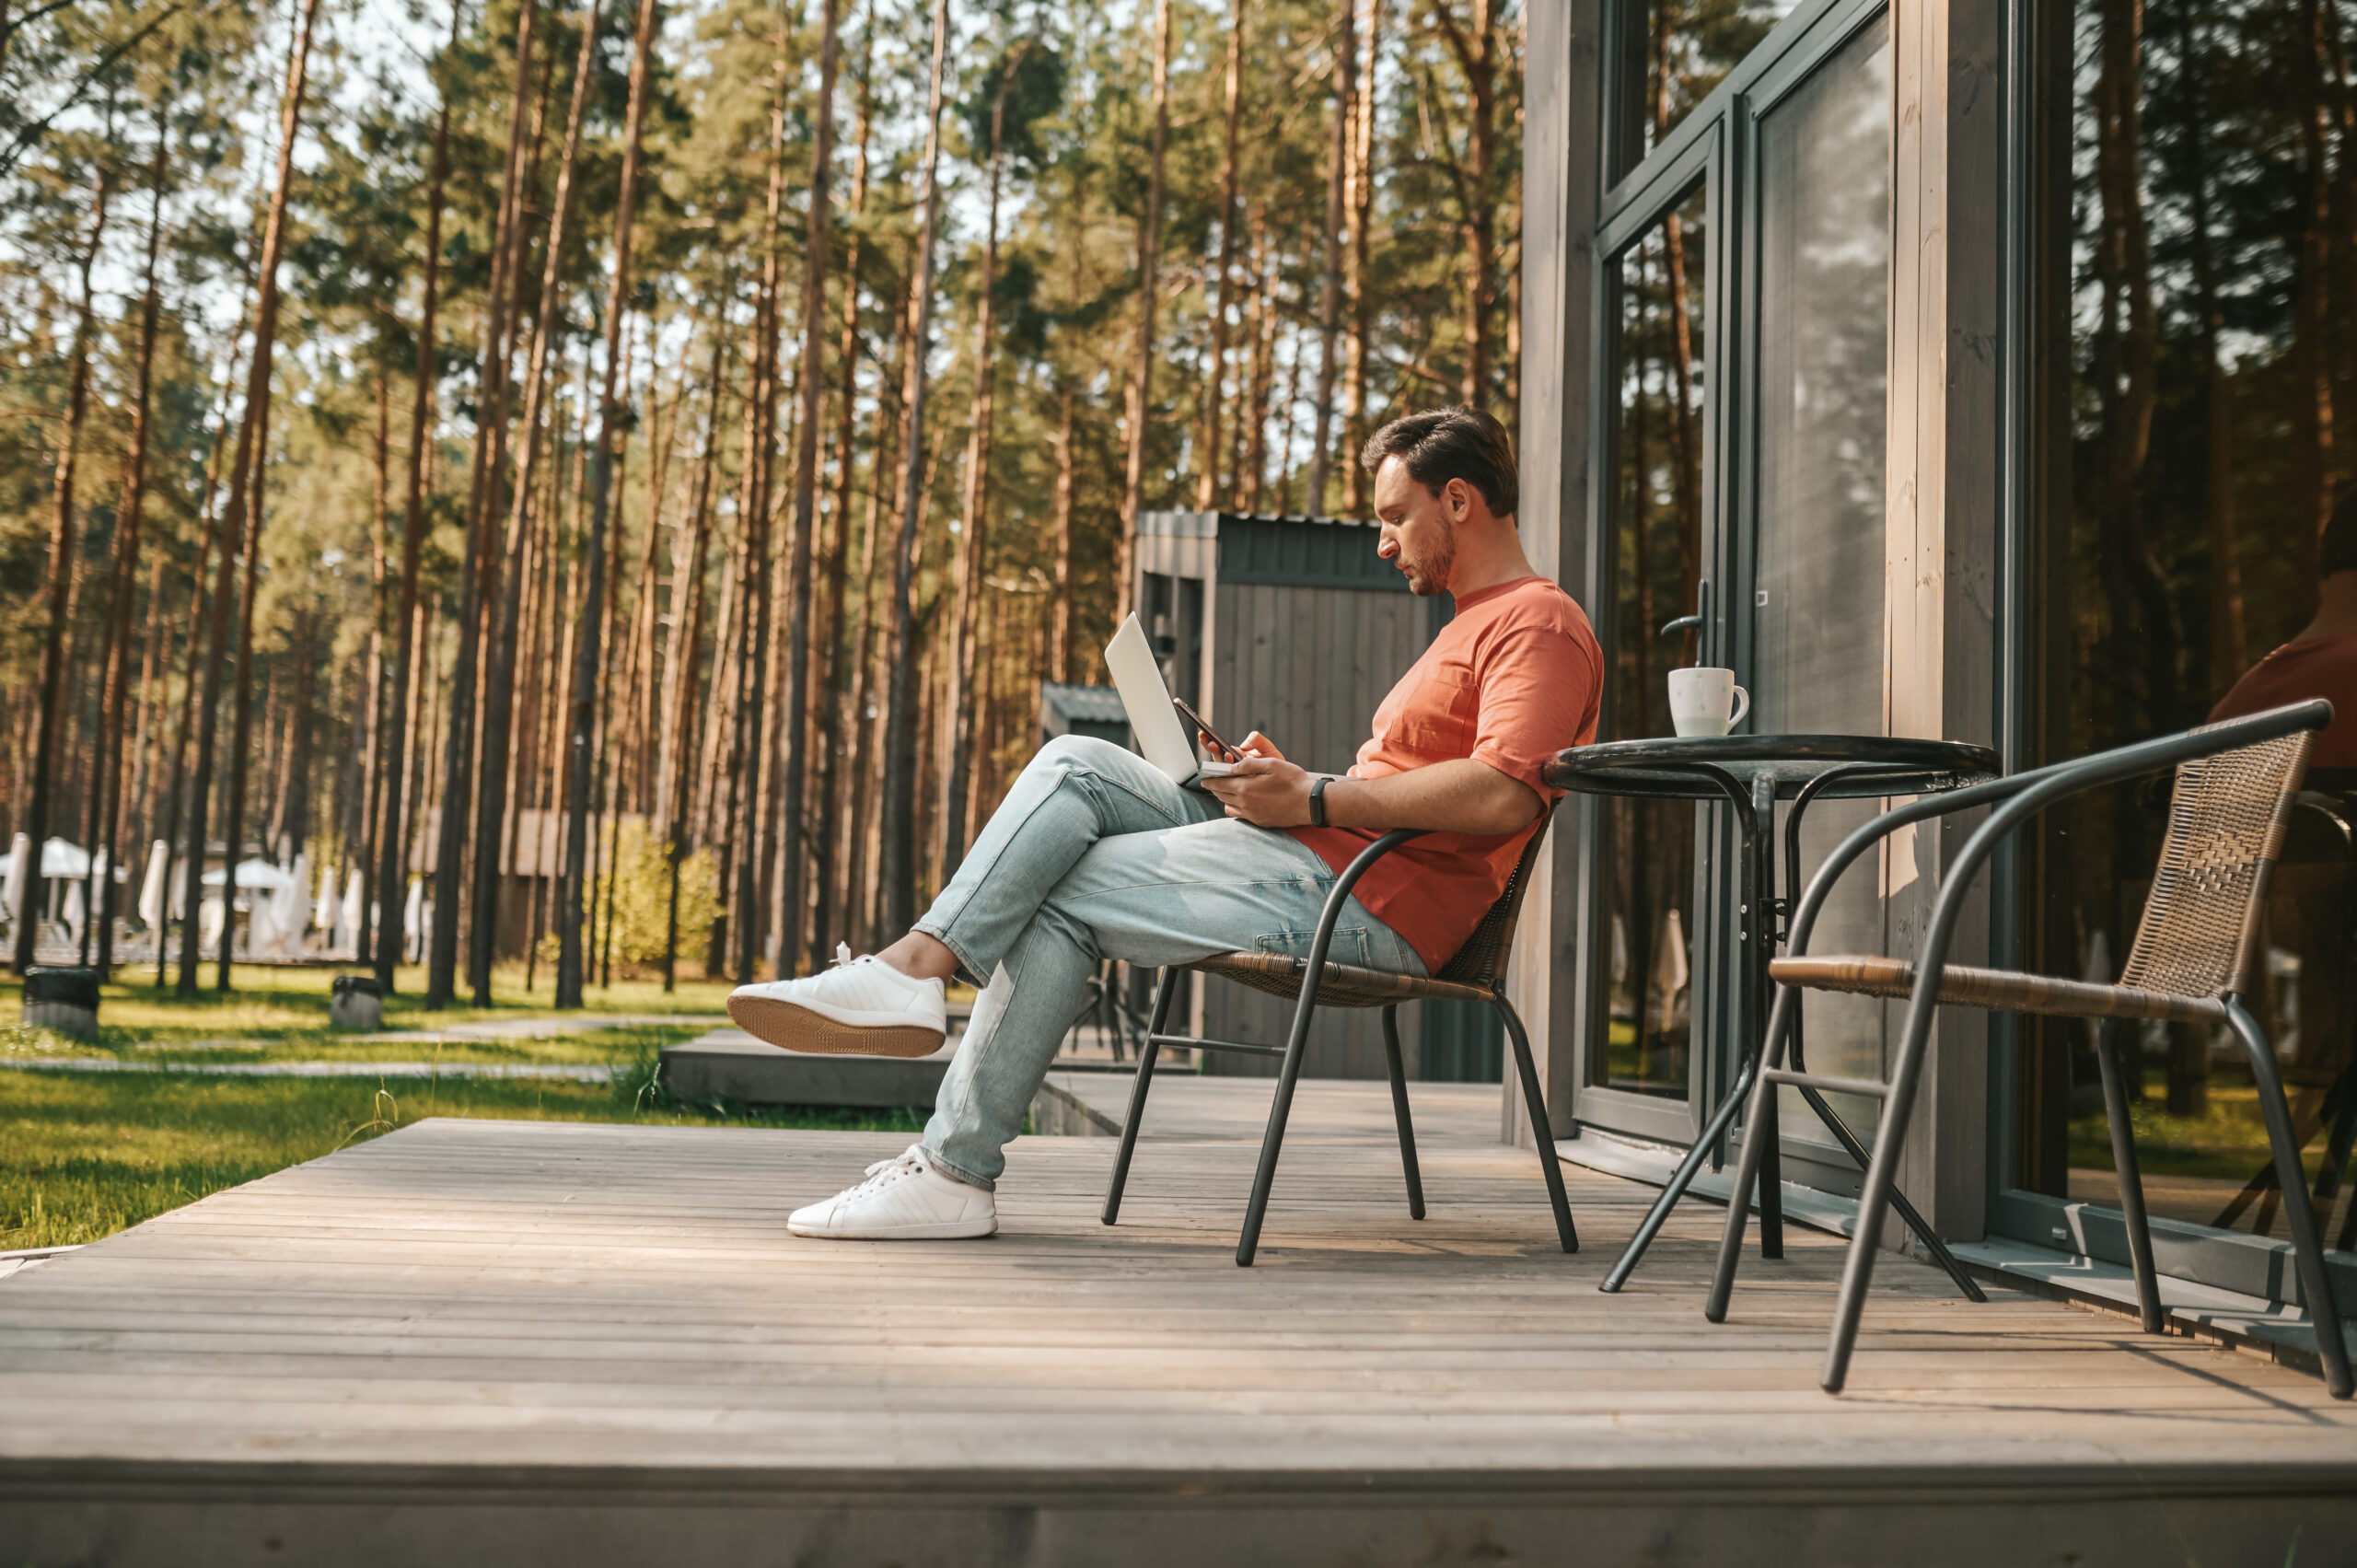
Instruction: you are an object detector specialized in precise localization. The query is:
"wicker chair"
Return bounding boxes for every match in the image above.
[1703,699,2351,1399]
[1099,815,1578,1268]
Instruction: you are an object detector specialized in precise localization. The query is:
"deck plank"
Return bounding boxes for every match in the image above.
[3,1084,2354,1564]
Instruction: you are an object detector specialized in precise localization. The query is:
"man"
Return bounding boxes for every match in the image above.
[2210,491,2357,764]
[729,407,1603,1239]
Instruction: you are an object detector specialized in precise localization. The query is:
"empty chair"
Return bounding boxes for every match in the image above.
[1706,699,2351,1400]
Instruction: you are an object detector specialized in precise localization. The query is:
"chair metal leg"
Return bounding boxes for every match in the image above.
[2224,997,2353,1399]
[1605,1051,1754,1292]
[1706,988,1795,1322]
[1497,996,1577,1253]
[1101,970,1177,1226]
[1790,1084,1986,1305]
[1237,970,1325,1267]
[1381,1005,1425,1221]
[2093,1027,2165,1334]
[1820,992,1949,1394]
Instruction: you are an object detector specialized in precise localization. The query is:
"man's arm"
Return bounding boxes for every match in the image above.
[1202,753,1540,837]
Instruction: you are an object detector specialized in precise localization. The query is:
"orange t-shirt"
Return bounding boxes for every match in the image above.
[1289,575,1603,974]
[2209,631,2357,767]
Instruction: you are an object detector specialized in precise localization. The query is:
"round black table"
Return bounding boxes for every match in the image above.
[1540,734,2000,1295]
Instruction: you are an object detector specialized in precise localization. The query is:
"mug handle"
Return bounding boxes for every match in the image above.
[1728,686,1749,729]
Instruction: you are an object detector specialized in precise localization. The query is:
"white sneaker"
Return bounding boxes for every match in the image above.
[728,943,948,1058]
[787,1144,997,1239]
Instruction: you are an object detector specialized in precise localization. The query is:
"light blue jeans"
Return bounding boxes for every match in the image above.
[913,735,1423,1188]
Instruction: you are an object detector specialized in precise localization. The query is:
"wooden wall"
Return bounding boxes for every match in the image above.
[1199,580,1434,1080]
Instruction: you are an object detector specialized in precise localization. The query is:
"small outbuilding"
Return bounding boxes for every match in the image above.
[1132,509,1501,1085]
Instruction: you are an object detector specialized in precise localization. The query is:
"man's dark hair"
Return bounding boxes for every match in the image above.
[1360,406,1519,520]
[2328,488,2357,577]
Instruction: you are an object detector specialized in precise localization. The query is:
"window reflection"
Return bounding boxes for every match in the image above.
[2027,0,2357,1260]
[1598,182,1708,1099]
[1614,0,1800,180]
[1751,12,1892,1142]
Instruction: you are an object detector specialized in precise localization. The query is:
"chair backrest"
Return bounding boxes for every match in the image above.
[1433,809,1557,988]
[2118,724,2316,1000]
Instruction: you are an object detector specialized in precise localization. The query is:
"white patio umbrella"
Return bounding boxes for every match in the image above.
[138,841,169,927]
[41,838,89,878]
[402,877,424,959]
[273,853,310,938]
[314,865,337,936]
[2,832,26,921]
[339,869,364,951]
[247,896,279,955]
[201,859,299,891]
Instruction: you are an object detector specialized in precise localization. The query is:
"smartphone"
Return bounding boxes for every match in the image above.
[1171,694,1241,763]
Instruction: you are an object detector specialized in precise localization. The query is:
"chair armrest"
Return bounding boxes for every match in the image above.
[1786,700,2332,962]
[1298,829,1424,973]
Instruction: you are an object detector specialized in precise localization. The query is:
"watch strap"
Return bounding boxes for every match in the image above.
[1309,775,1331,828]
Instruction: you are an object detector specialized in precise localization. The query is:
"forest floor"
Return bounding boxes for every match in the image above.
[0,965,932,1251]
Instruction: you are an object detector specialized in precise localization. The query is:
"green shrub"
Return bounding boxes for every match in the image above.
[538,822,720,972]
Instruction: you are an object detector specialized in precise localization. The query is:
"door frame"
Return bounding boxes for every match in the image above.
[1567,0,1899,1153]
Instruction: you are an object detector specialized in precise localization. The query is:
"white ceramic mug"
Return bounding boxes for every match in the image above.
[1667,667,1749,737]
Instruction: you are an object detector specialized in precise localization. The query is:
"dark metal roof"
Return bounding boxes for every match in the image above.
[1040,683,1130,725]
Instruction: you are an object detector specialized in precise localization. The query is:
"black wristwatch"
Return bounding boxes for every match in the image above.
[1308,775,1332,828]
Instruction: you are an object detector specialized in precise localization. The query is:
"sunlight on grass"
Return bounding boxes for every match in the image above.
[2069,1075,2328,1184]
[0,1063,927,1251]
[0,962,734,1052]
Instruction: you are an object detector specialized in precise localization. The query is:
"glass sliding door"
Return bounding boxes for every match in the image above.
[1746,10,1894,1149]
[1575,0,1895,1151]
[1596,179,1713,1109]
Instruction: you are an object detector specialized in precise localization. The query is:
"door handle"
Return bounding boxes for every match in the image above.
[1659,578,1711,641]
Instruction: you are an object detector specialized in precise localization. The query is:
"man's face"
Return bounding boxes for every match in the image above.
[1372,457,1459,598]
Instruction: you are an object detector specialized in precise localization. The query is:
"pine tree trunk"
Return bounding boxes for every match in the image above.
[1050,387,1076,682]
[89,123,170,979]
[1115,0,1172,625]
[1243,209,1274,514]
[1344,0,1374,514]
[178,0,322,995]
[377,2,470,993]
[471,0,608,1002]
[1306,0,1352,517]
[1196,0,1245,511]
[14,136,110,975]
[355,362,389,961]
[842,245,904,953]
[155,291,250,986]
[555,0,658,1006]
[660,327,726,991]
[878,0,952,941]
[815,26,873,967]
[777,0,844,977]
[943,60,1011,878]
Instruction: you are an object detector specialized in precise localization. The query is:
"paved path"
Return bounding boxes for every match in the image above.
[0,1058,615,1082]
[366,1013,723,1043]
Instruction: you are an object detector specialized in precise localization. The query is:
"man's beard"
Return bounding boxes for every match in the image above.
[1402,529,1455,597]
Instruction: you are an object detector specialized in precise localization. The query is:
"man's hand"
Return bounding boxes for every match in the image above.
[1198,727,1283,764]
[1202,754,1317,827]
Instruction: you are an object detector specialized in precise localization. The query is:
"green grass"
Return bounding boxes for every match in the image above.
[0,1059,929,1251]
[0,962,733,1058]
[2069,1073,2330,1184]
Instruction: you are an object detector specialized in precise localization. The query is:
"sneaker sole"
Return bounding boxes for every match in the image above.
[786,1215,998,1240]
[727,993,946,1059]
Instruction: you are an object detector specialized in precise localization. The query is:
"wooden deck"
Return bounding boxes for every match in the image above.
[4,1076,2354,1566]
